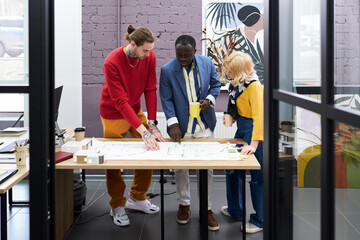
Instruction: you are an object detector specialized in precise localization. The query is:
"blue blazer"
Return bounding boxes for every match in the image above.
[160,54,221,137]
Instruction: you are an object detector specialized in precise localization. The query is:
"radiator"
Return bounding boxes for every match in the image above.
[146,112,237,138]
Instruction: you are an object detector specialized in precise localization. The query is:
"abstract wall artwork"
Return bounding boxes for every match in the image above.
[297,94,360,188]
[203,1,264,83]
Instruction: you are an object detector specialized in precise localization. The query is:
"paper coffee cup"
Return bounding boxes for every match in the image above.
[74,127,86,141]
[189,102,201,118]
[15,145,27,166]
[224,113,233,127]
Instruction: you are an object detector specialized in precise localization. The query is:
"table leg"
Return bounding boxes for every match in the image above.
[82,169,86,182]
[8,188,29,206]
[160,170,164,240]
[8,189,12,205]
[199,170,208,240]
[1,192,7,240]
[242,172,246,240]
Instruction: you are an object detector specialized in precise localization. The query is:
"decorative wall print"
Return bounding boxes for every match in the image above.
[203,1,264,83]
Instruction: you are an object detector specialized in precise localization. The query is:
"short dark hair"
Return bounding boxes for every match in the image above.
[175,35,196,49]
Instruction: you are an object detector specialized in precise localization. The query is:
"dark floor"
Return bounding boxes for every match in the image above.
[6,174,262,240]
[63,174,261,240]
[5,175,360,240]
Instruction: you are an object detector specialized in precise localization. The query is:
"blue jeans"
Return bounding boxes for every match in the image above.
[225,116,263,228]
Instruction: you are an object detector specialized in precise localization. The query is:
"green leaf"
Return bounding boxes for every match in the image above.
[335,129,341,143]
[337,129,343,138]
[229,3,236,22]
[247,40,260,62]
[355,99,360,110]
[352,157,358,168]
[342,140,347,153]
[206,3,242,29]
[206,3,217,17]
[219,6,224,29]
[256,39,263,63]
[335,96,351,104]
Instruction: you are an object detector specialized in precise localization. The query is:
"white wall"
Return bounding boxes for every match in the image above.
[54,0,82,127]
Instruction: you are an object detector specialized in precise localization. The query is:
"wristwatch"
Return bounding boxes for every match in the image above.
[208,99,214,107]
[149,120,158,126]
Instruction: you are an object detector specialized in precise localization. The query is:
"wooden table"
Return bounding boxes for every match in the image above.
[56,138,261,240]
[0,164,29,240]
[0,127,75,240]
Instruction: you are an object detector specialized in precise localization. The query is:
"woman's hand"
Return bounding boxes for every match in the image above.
[239,140,259,155]
[222,114,236,126]
[222,115,226,126]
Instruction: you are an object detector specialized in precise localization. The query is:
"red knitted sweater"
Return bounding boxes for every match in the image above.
[99,45,157,129]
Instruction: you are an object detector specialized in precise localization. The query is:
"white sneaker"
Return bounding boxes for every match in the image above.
[125,196,160,214]
[241,222,263,233]
[221,206,231,217]
[110,207,130,226]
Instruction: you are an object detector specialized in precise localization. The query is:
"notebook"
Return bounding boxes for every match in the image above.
[55,151,73,164]
[0,154,16,163]
[0,169,18,184]
[0,127,28,136]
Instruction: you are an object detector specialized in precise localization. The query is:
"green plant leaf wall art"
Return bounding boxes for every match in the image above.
[204,1,264,83]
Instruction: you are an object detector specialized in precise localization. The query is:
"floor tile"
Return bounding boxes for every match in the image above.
[335,212,360,240]
[293,187,321,213]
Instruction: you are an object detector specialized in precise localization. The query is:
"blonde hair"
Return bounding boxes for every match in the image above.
[223,51,256,86]
[124,25,155,46]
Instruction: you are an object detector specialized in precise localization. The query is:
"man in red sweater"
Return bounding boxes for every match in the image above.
[99,25,165,227]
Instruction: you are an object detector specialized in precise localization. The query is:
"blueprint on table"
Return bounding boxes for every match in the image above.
[90,139,244,161]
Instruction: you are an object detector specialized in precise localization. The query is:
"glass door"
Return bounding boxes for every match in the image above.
[264,1,360,240]
[0,0,57,239]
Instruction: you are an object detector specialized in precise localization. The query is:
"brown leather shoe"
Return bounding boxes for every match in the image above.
[177,204,190,224]
[208,210,220,231]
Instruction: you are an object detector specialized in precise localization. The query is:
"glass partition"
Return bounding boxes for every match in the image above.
[278,101,321,240]
[0,0,28,85]
[334,1,360,113]
[279,0,321,96]
[334,122,360,240]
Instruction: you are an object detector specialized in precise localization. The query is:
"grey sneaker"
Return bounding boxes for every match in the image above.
[125,196,159,214]
[110,207,130,226]
[221,206,231,217]
[241,222,263,233]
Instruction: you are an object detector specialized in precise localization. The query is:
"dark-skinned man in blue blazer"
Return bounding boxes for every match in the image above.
[159,35,221,231]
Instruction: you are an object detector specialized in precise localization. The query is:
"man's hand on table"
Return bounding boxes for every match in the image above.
[148,123,166,142]
[169,123,182,143]
[142,130,160,151]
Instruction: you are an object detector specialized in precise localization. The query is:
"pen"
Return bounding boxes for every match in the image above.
[0,142,3,146]
[12,113,24,127]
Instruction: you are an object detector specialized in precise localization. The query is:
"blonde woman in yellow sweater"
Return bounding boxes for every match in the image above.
[221,51,264,233]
